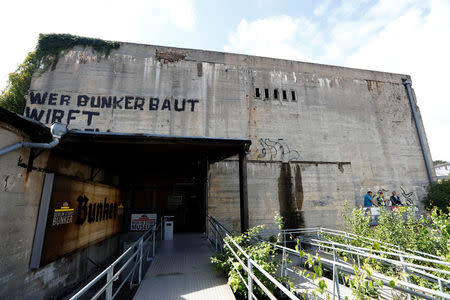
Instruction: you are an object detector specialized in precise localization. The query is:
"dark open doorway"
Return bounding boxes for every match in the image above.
[54,131,250,233]
[120,159,207,232]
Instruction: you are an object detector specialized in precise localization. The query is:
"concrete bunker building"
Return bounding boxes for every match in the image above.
[0,40,434,298]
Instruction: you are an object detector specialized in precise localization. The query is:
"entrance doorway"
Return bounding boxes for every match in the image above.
[122,159,207,232]
[55,131,251,233]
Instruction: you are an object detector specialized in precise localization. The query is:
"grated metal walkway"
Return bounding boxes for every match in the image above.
[133,233,235,300]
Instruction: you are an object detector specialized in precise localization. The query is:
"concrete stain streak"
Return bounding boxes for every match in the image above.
[295,165,304,211]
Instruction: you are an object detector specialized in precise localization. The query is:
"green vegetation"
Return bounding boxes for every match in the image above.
[0,33,120,114]
[341,204,449,257]
[332,205,450,294]
[211,225,291,299]
[433,160,448,166]
[212,204,449,299]
[424,180,450,214]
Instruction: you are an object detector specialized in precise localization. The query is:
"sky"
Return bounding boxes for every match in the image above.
[0,0,449,161]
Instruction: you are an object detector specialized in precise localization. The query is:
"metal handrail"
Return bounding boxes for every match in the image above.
[271,227,444,260]
[267,229,450,299]
[207,216,300,300]
[208,216,450,299]
[274,242,450,300]
[70,223,161,300]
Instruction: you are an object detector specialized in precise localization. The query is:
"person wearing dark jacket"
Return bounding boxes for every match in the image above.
[390,191,402,206]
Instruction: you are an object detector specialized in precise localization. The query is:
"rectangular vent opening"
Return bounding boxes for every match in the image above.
[274,89,279,99]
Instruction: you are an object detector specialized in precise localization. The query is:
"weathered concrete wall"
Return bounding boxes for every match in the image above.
[0,122,120,299]
[25,42,434,230]
[209,160,356,231]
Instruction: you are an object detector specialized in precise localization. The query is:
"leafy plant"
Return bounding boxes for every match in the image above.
[424,180,450,214]
[346,258,383,300]
[0,33,120,114]
[336,204,450,294]
[211,225,292,299]
[295,245,330,298]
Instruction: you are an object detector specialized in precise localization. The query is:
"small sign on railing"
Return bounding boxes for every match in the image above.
[130,214,157,231]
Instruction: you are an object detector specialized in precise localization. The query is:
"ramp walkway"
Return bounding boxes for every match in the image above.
[133,233,235,300]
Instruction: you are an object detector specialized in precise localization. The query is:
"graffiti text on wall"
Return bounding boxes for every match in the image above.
[255,138,300,162]
[25,91,200,126]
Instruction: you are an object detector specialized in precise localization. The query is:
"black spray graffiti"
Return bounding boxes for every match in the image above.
[372,186,415,205]
[256,138,300,161]
[400,186,414,205]
[25,92,200,127]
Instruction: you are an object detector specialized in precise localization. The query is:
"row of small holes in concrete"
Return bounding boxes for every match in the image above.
[255,88,296,101]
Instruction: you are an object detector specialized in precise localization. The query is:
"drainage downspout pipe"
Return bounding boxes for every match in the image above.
[0,123,67,157]
[0,138,60,157]
[402,79,434,184]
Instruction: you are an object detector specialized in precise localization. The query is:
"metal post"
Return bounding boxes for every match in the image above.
[161,218,164,241]
[106,267,113,300]
[152,226,156,257]
[399,255,412,300]
[438,278,444,298]
[239,151,249,233]
[215,223,219,251]
[248,260,253,300]
[332,245,341,300]
[281,247,287,277]
[138,238,143,284]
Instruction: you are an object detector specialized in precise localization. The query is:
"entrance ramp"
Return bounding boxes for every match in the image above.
[133,233,235,300]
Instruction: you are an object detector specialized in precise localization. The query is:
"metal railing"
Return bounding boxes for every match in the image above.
[207,216,300,300]
[208,217,450,300]
[70,223,161,300]
[274,227,445,260]
[265,227,450,299]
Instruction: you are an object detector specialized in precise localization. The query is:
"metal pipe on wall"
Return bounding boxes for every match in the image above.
[402,79,434,184]
[0,123,67,157]
[0,138,60,157]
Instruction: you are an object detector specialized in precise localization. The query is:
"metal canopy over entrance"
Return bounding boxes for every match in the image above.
[54,130,251,232]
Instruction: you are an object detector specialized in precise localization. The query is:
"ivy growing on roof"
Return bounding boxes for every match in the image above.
[0,33,120,114]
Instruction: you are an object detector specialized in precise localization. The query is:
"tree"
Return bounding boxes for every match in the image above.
[0,52,36,114]
[424,180,450,214]
[0,33,119,114]
[433,160,448,166]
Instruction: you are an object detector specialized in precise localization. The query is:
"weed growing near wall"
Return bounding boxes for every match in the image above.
[211,225,292,299]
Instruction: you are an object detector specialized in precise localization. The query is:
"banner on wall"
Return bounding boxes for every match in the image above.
[30,174,124,268]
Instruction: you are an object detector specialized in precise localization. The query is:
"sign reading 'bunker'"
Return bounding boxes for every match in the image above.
[25,91,200,130]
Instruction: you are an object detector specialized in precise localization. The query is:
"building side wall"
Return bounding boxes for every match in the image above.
[26,43,433,229]
[209,160,356,231]
[0,123,120,299]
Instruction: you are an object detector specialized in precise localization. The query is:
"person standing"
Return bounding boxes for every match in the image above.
[373,191,386,206]
[390,191,402,206]
[364,191,376,207]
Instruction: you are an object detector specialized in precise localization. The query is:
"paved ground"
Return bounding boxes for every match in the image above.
[133,233,235,300]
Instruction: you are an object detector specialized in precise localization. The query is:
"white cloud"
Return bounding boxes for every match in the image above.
[224,0,450,160]
[346,0,450,161]
[224,15,315,62]
[0,0,196,87]
[314,0,332,16]
[146,0,196,31]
